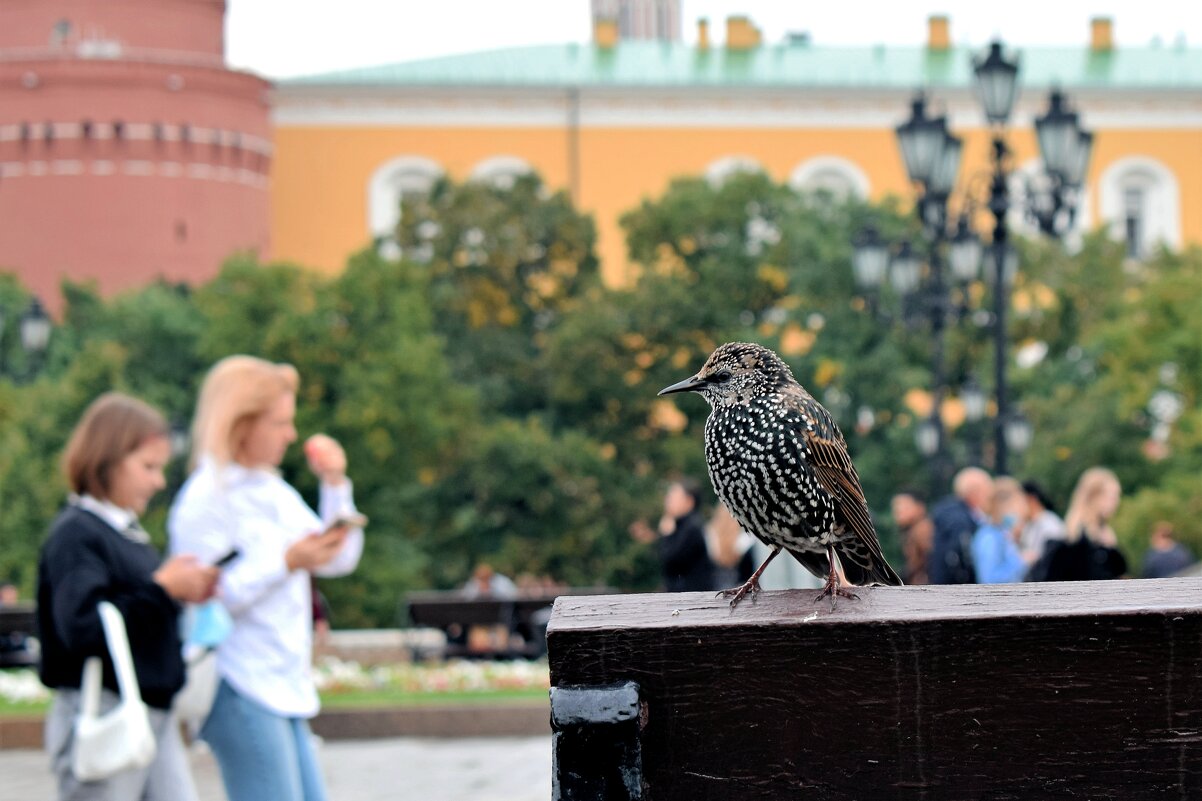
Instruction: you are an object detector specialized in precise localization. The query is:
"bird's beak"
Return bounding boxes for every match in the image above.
[658,375,707,396]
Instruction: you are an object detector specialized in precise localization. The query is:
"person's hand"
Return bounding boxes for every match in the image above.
[628,519,654,544]
[153,555,219,604]
[658,514,677,536]
[304,434,347,486]
[285,527,350,572]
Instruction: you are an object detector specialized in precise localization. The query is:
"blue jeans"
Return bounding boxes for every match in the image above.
[201,680,328,801]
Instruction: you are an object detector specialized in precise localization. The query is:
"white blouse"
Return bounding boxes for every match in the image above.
[167,457,364,718]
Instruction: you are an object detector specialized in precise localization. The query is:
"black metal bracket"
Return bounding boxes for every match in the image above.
[551,681,645,800]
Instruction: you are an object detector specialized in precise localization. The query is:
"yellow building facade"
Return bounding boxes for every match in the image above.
[271,16,1202,284]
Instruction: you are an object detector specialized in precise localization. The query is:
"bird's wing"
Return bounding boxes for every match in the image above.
[789,390,901,584]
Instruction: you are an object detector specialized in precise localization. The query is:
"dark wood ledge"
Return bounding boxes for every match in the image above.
[548,579,1202,800]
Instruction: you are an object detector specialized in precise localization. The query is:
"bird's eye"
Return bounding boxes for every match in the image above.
[712,370,733,383]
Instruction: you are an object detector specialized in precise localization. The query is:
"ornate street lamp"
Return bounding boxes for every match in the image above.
[1035,90,1080,180]
[852,225,889,290]
[19,298,52,355]
[1003,411,1034,457]
[1065,130,1095,189]
[889,241,923,297]
[867,38,1091,484]
[961,378,987,425]
[928,133,963,199]
[1029,90,1094,236]
[915,415,940,458]
[1,296,52,382]
[169,421,191,460]
[972,39,1087,476]
[960,376,987,468]
[972,41,1020,126]
[895,94,949,187]
[948,215,983,284]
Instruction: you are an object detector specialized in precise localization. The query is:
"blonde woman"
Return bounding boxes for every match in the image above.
[1033,467,1127,582]
[168,356,364,801]
[38,393,218,800]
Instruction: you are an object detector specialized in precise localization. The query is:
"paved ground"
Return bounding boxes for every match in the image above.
[0,736,552,800]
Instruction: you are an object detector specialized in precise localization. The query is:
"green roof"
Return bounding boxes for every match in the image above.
[284,41,1202,90]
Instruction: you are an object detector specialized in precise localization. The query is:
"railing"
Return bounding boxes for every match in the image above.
[548,579,1202,799]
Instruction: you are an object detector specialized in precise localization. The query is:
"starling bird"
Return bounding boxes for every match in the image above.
[659,342,903,610]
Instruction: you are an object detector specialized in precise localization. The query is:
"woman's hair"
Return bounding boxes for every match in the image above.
[671,478,703,513]
[1063,467,1120,543]
[191,355,299,466]
[1020,480,1057,515]
[62,393,169,499]
[987,476,1021,524]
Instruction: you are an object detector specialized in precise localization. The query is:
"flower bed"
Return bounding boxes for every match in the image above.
[1,658,551,717]
[314,655,550,696]
[0,669,50,713]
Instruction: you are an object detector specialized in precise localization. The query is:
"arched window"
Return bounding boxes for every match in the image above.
[469,156,533,190]
[1099,157,1181,259]
[704,155,764,187]
[788,156,870,201]
[367,155,444,241]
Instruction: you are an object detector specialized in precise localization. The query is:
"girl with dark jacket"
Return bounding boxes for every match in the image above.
[37,393,217,800]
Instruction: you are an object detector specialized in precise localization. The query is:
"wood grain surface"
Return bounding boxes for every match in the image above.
[548,579,1202,800]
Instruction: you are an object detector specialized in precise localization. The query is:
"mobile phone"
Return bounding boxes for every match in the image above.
[213,548,241,568]
[322,513,367,536]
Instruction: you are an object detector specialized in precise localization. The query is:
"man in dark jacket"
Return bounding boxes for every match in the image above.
[655,479,714,592]
[928,467,992,584]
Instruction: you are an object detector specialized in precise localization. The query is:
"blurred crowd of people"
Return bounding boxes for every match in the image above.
[619,466,1197,596]
[893,466,1196,586]
[628,478,758,595]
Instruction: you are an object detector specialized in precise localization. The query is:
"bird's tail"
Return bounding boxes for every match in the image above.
[840,549,905,587]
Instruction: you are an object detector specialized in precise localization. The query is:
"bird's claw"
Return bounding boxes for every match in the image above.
[813,584,858,612]
[717,578,762,611]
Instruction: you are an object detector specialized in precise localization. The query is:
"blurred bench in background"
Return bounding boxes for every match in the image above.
[0,603,38,669]
[406,588,614,660]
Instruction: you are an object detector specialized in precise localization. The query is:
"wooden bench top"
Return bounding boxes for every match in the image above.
[548,578,1202,800]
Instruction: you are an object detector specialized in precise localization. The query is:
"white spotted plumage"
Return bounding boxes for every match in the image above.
[662,342,903,589]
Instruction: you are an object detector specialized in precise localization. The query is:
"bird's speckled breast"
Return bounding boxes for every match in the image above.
[703,395,839,553]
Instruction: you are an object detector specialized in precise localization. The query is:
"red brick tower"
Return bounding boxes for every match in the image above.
[0,0,271,308]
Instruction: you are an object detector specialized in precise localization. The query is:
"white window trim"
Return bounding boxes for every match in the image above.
[367,155,444,238]
[704,155,764,188]
[788,156,870,200]
[1098,156,1181,254]
[468,155,533,190]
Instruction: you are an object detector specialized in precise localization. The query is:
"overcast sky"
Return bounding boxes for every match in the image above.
[225,1,1201,79]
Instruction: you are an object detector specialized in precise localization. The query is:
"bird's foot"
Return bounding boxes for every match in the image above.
[813,580,859,612]
[717,577,762,611]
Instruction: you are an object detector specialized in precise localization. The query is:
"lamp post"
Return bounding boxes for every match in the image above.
[855,40,1092,485]
[960,376,987,466]
[0,296,52,382]
[972,40,1092,474]
[877,93,967,496]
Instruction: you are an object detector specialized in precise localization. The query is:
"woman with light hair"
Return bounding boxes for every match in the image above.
[169,356,365,801]
[1030,467,1127,582]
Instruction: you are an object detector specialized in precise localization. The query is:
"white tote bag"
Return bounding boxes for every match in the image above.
[72,601,158,782]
